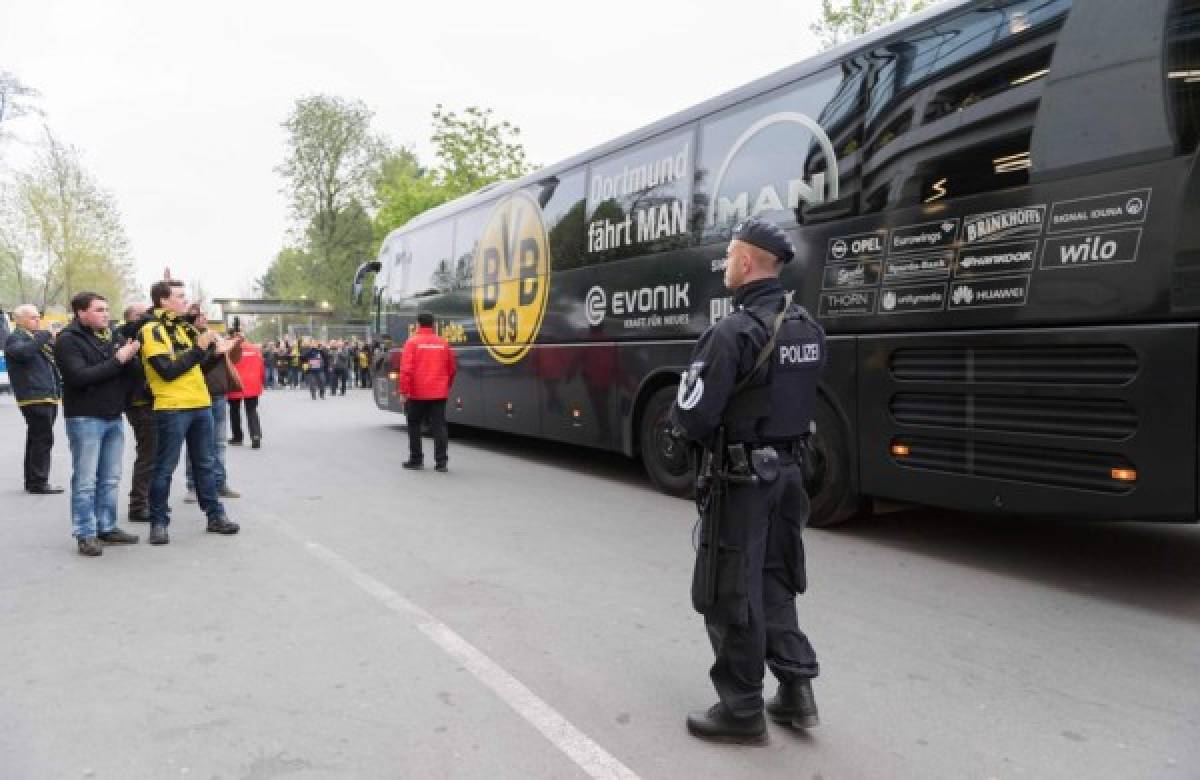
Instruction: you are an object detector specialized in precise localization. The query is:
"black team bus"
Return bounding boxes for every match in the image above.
[355,0,1200,526]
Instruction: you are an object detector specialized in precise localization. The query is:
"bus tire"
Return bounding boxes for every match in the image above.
[639,385,693,498]
[807,396,868,528]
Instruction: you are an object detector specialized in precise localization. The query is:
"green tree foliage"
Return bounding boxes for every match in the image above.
[371,147,452,243]
[273,95,386,315]
[430,105,531,195]
[811,0,934,50]
[2,129,135,310]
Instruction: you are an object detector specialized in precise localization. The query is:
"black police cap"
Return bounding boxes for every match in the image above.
[732,217,795,264]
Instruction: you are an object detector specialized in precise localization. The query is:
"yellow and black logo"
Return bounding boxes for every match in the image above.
[472,190,550,364]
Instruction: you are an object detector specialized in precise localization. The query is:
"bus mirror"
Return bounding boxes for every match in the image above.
[352,260,382,305]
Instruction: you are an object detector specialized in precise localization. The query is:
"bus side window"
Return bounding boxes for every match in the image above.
[693,60,865,242]
[862,0,1073,211]
[536,167,587,272]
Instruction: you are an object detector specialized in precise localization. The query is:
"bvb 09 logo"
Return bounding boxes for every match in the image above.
[472,191,550,364]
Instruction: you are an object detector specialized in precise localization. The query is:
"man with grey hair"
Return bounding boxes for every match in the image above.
[5,304,64,493]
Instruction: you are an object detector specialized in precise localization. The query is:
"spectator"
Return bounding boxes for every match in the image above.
[119,302,156,524]
[228,339,264,448]
[357,342,371,388]
[54,292,142,556]
[400,312,456,472]
[288,341,301,388]
[5,304,64,494]
[331,340,350,396]
[183,305,242,501]
[262,341,276,389]
[139,279,239,545]
[301,338,327,400]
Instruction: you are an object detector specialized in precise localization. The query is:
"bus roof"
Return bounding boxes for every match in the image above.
[396,0,979,236]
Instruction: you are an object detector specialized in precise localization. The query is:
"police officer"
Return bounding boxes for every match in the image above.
[671,217,827,744]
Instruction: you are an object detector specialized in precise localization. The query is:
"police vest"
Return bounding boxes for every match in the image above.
[722,304,826,443]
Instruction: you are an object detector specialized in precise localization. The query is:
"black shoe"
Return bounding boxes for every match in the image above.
[77,537,103,557]
[98,528,139,545]
[766,678,819,729]
[27,484,64,494]
[148,525,169,545]
[251,438,261,449]
[128,509,151,523]
[402,460,423,470]
[435,463,448,473]
[686,703,767,745]
[228,438,244,446]
[206,516,240,535]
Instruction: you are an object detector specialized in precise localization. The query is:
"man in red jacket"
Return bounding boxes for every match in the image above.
[400,312,457,472]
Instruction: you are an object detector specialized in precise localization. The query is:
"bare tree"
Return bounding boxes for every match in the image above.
[0,72,41,145]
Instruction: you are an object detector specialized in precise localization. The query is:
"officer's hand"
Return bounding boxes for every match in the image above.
[116,340,140,363]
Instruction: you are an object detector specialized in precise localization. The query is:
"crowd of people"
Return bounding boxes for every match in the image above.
[261,338,375,399]
[2,280,380,556]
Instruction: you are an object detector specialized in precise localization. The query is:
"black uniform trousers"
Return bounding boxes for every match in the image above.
[125,404,157,514]
[704,458,818,718]
[228,397,262,442]
[20,402,57,490]
[405,399,448,466]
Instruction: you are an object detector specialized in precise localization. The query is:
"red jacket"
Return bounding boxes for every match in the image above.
[228,343,265,399]
[399,326,457,400]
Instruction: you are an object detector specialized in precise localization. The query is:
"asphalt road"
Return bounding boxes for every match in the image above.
[1,387,1197,779]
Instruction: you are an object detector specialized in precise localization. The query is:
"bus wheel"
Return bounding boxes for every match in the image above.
[807,397,868,528]
[639,386,693,498]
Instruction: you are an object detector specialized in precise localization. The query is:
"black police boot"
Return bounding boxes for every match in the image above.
[766,678,819,729]
[148,525,169,545]
[402,459,423,470]
[206,515,240,535]
[686,703,768,745]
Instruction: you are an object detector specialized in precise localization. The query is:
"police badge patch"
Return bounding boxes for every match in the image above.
[677,362,705,410]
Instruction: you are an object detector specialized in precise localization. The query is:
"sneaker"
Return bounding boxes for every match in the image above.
[228,438,244,446]
[251,438,261,450]
[218,487,241,498]
[402,460,423,470]
[98,528,139,545]
[148,525,169,545]
[435,463,448,473]
[184,491,197,504]
[77,537,103,557]
[206,516,240,535]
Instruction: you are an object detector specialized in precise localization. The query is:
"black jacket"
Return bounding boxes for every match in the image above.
[4,327,62,404]
[54,319,131,419]
[117,316,153,408]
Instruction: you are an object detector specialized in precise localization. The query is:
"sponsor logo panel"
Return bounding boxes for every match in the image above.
[889,219,959,255]
[826,230,888,263]
[822,260,882,290]
[879,282,947,314]
[955,239,1038,277]
[948,276,1031,309]
[1040,228,1142,270]
[1047,188,1151,234]
[883,252,952,281]
[962,205,1046,245]
[819,290,878,317]
[582,283,692,329]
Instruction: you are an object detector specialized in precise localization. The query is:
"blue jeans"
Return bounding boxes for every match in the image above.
[64,416,124,539]
[186,394,227,492]
[150,407,225,526]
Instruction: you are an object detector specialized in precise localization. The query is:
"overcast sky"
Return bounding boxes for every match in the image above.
[0,0,824,300]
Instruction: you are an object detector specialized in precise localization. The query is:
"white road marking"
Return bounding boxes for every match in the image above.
[278,528,639,780]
